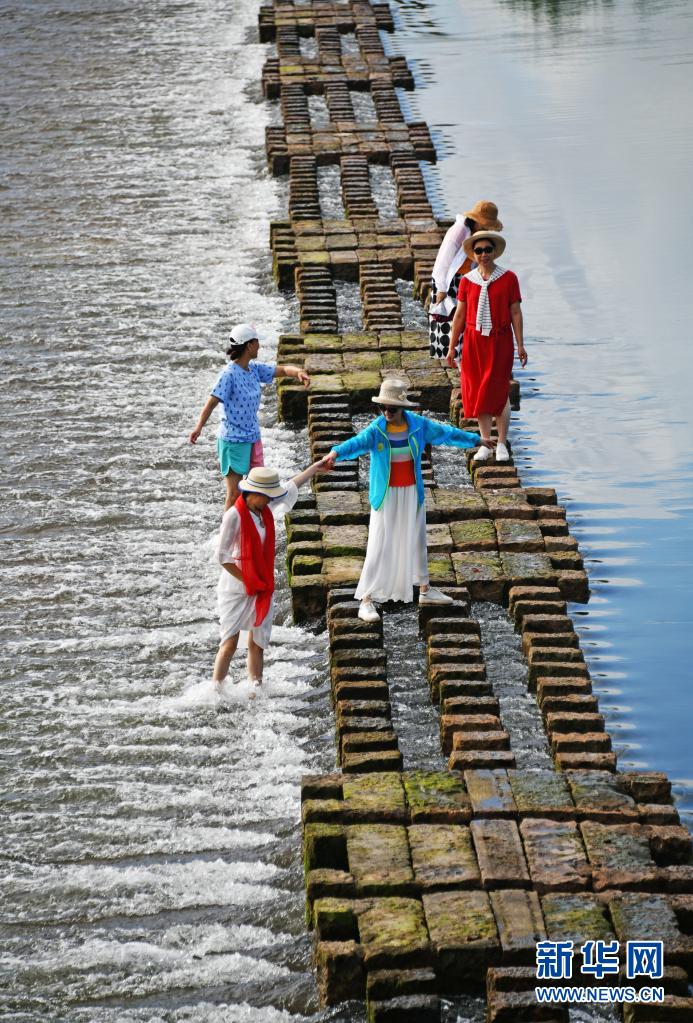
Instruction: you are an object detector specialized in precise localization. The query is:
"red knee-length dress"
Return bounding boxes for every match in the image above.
[457,269,522,417]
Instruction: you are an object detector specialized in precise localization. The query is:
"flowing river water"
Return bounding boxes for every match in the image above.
[1,1,691,1021]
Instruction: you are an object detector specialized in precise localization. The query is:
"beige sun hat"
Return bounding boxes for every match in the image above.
[239,466,287,499]
[463,230,507,261]
[462,200,503,231]
[371,378,419,409]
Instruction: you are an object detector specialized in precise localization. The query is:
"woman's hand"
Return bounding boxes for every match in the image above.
[297,369,311,387]
[321,451,338,471]
[435,290,447,304]
[445,345,457,368]
[517,344,528,367]
[189,427,202,444]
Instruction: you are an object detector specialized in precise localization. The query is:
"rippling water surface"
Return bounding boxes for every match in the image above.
[2,0,692,1020]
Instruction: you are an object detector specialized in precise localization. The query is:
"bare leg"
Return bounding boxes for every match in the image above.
[213,634,239,684]
[223,472,242,511]
[476,413,494,446]
[247,634,264,684]
[497,399,511,444]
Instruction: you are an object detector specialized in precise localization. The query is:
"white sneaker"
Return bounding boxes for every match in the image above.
[358,599,380,623]
[495,441,510,462]
[419,587,454,605]
[473,444,492,463]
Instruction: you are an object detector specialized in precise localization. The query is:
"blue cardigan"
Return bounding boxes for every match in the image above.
[331,411,480,510]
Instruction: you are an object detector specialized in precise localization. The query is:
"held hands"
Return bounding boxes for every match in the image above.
[319,451,338,472]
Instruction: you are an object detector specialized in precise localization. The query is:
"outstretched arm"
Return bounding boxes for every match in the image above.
[275,364,311,387]
[424,416,480,449]
[323,423,377,467]
[189,395,220,444]
[291,455,333,489]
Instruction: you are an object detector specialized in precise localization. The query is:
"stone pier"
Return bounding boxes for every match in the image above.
[256,2,693,1019]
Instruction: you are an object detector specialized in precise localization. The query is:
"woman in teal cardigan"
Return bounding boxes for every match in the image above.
[323,379,481,622]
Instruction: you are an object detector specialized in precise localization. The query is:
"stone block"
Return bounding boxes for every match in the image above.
[508,585,563,610]
[648,825,693,866]
[322,523,369,557]
[470,819,531,889]
[507,770,576,821]
[565,769,638,823]
[541,893,615,943]
[304,822,347,873]
[536,677,592,702]
[358,897,432,970]
[580,821,659,892]
[302,799,344,825]
[434,491,488,520]
[620,772,672,804]
[551,732,612,755]
[545,711,606,734]
[366,968,438,1001]
[402,770,473,824]
[540,693,599,717]
[423,889,501,991]
[449,518,498,550]
[450,750,516,771]
[440,713,500,755]
[529,660,590,689]
[313,897,363,941]
[500,552,557,588]
[425,522,453,552]
[341,730,398,755]
[451,551,505,601]
[307,868,356,904]
[343,749,404,773]
[451,730,510,752]
[520,819,591,892]
[556,570,590,603]
[408,824,481,890]
[443,694,500,717]
[367,995,441,1023]
[343,772,408,823]
[512,599,568,628]
[489,889,547,961]
[523,631,580,653]
[521,614,575,634]
[495,519,545,552]
[439,678,493,704]
[323,555,365,585]
[426,555,456,586]
[301,773,343,803]
[464,769,517,818]
[485,492,536,520]
[555,751,617,772]
[347,824,415,895]
[425,616,481,639]
[607,892,686,951]
[334,679,389,702]
[316,939,365,1005]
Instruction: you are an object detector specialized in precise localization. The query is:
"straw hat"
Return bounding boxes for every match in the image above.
[239,466,287,499]
[371,378,419,409]
[463,230,506,261]
[462,200,503,231]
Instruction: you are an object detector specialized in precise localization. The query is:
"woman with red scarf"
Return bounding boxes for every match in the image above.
[213,460,327,688]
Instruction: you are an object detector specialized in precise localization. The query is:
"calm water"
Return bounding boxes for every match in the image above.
[393,0,693,813]
[1,0,691,1020]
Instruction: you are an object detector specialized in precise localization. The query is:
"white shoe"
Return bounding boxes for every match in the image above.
[419,587,454,605]
[495,442,510,462]
[358,599,380,623]
[473,444,492,463]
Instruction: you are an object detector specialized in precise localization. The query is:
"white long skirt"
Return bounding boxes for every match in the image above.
[217,573,274,650]
[354,485,429,604]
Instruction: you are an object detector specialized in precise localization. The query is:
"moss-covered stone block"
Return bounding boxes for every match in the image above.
[346,825,415,895]
[485,492,535,521]
[358,897,431,970]
[316,939,366,1006]
[495,518,545,552]
[323,556,365,585]
[500,551,557,587]
[304,353,344,373]
[426,555,456,586]
[423,889,500,991]
[402,770,472,824]
[344,351,383,371]
[506,770,576,821]
[565,769,638,823]
[489,889,546,962]
[343,772,408,823]
[433,490,487,521]
[464,769,517,818]
[541,893,615,945]
[451,551,504,601]
[449,518,497,551]
[425,523,453,553]
[580,821,659,891]
[520,819,591,893]
[304,823,348,876]
[408,824,480,890]
[317,490,368,524]
[291,553,324,577]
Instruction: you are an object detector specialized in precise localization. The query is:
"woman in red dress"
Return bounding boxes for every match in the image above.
[446,231,527,463]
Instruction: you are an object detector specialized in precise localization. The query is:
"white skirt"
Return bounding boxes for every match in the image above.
[354,485,429,604]
[217,574,274,650]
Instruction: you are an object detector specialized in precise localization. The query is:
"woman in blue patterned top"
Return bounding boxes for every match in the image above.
[190,323,310,509]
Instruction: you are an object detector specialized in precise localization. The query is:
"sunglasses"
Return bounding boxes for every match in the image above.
[473,245,495,255]
[377,404,400,413]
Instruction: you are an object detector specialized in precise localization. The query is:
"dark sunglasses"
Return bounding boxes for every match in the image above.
[377,404,399,413]
[473,245,495,255]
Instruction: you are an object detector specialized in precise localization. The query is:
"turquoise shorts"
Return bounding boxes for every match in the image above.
[217,438,264,477]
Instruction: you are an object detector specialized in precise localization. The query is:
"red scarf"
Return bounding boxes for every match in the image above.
[234,495,275,626]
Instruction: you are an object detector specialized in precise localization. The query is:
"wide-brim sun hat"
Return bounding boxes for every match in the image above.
[462,200,503,231]
[463,230,507,261]
[371,378,419,409]
[239,466,287,499]
[229,322,259,345]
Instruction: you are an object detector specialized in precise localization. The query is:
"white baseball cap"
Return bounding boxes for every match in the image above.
[229,322,259,345]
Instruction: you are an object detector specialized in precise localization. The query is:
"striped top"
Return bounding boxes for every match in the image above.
[387,422,415,487]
